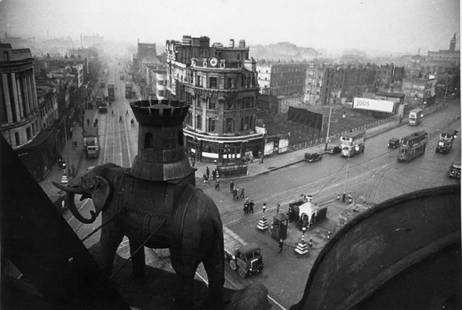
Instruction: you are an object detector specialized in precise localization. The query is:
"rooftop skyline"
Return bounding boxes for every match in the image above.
[0,0,460,54]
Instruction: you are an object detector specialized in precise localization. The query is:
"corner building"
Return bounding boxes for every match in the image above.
[166,35,263,163]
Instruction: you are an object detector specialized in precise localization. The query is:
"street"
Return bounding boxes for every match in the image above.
[66,60,460,309]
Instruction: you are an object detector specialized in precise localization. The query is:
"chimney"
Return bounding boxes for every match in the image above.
[129,99,194,181]
[229,39,235,48]
[239,40,246,48]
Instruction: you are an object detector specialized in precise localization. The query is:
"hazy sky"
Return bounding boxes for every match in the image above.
[0,0,460,53]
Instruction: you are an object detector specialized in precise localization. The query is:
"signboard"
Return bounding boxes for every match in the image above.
[255,126,267,135]
[278,139,289,153]
[353,97,396,113]
[264,142,274,156]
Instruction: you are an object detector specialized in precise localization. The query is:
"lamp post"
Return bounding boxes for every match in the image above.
[324,105,333,151]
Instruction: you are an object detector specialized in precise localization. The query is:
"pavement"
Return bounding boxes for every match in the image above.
[39,124,85,206]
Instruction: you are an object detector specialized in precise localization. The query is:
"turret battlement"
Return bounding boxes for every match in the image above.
[130,99,189,127]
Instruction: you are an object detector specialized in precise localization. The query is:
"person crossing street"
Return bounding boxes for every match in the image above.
[278,238,284,253]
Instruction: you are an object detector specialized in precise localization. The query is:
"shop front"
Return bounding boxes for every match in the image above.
[184,129,264,164]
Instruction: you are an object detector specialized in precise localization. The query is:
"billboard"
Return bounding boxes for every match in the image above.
[278,139,289,154]
[287,107,323,131]
[353,97,396,113]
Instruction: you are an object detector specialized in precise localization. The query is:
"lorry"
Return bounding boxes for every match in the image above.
[435,131,455,154]
[83,126,100,159]
[223,226,263,278]
[340,130,366,158]
[96,97,108,113]
[108,84,115,102]
[408,108,423,126]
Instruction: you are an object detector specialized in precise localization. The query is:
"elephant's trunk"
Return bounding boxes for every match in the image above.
[65,193,98,224]
[53,181,98,224]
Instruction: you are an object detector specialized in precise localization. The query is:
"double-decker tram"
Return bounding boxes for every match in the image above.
[397,130,428,162]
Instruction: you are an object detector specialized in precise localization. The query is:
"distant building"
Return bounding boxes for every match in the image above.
[80,34,104,48]
[302,63,403,106]
[166,35,262,162]
[137,42,157,60]
[427,34,460,67]
[145,64,167,100]
[256,63,307,97]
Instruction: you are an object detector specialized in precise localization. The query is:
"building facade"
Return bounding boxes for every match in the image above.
[0,43,40,148]
[256,63,307,97]
[427,34,460,68]
[166,35,263,163]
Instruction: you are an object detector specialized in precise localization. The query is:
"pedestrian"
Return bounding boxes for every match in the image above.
[215,178,220,191]
[309,238,313,248]
[347,192,353,204]
[230,180,234,193]
[278,238,284,253]
[212,169,216,180]
[249,200,254,214]
[239,187,245,200]
[276,203,280,214]
[203,174,208,183]
[119,116,122,122]
[69,127,73,139]
[337,193,341,200]
[206,166,210,179]
[131,118,134,126]
[233,187,238,200]
[262,202,267,214]
[342,192,346,203]
[86,118,90,126]
[126,110,129,116]
[216,169,219,179]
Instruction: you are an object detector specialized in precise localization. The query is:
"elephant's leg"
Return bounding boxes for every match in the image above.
[203,249,226,306]
[128,238,146,281]
[170,251,200,308]
[100,223,124,276]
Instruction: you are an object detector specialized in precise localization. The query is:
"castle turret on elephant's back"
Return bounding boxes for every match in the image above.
[129,99,195,183]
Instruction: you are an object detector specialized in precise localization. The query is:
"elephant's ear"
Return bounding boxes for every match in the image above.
[91,176,111,214]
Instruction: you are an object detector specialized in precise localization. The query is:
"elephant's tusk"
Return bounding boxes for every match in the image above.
[52,181,82,194]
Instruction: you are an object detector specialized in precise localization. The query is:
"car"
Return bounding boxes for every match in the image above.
[326,145,341,154]
[448,161,461,179]
[388,138,400,149]
[305,152,322,163]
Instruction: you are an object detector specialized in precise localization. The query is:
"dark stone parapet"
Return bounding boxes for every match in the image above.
[130,99,188,127]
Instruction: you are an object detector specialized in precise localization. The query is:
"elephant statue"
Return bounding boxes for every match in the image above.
[54,163,225,307]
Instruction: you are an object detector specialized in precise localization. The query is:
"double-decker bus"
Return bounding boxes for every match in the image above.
[340,130,366,158]
[398,130,428,162]
[408,108,423,126]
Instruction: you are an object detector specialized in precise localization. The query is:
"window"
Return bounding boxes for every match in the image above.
[144,133,153,148]
[208,98,216,109]
[26,127,31,141]
[196,114,202,130]
[209,77,217,88]
[208,118,216,132]
[225,118,234,133]
[15,132,20,146]
[225,100,233,110]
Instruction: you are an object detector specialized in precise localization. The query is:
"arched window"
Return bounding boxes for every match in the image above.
[144,132,153,148]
